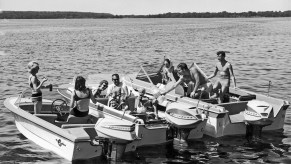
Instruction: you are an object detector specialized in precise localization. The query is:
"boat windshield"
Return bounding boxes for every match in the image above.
[136,64,163,85]
[14,87,69,108]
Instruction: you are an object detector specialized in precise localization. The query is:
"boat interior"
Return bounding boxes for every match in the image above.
[134,64,287,121]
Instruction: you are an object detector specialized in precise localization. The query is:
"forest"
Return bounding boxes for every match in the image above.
[1,10,290,19]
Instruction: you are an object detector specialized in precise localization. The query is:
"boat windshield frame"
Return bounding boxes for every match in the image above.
[136,64,163,84]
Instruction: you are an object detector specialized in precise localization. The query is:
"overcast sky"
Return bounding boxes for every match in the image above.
[1,0,290,15]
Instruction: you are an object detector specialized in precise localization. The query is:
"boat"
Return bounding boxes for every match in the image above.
[57,74,207,146]
[122,63,290,138]
[3,87,139,161]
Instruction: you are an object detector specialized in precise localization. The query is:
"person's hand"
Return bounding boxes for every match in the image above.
[42,77,48,83]
[190,92,195,98]
[155,114,159,120]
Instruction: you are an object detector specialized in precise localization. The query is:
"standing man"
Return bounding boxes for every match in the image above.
[208,51,237,103]
[161,63,212,99]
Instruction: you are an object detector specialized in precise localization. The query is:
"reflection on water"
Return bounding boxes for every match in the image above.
[0,18,291,163]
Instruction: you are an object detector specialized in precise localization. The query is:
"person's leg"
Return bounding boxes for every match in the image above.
[211,81,221,99]
[219,85,229,103]
[34,101,42,114]
[151,99,158,119]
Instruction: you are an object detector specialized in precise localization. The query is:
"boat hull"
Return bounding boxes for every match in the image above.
[5,97,103,161]
[123,74,290,138]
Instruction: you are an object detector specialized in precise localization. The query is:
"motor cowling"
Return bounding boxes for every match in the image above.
[244,100,273,122]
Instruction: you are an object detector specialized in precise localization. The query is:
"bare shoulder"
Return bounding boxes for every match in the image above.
[30,75,37,82]
[227,62,233,68]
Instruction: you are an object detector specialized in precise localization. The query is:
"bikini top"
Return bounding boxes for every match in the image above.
[29,76,40,89]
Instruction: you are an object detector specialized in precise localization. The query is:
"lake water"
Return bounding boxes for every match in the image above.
[0,18,291,163]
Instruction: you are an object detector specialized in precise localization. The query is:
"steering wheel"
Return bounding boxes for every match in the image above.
[51,99,68,116]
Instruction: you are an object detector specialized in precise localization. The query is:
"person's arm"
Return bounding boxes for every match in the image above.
[69,91,75,110]
[89,89,97,104]
[190,70,201,97]
[207,65,218,79]
[105,85,112,98]
[31,76,47,92]
[228,63,237,88]
[122,85,129,99]
[161,77,184,95]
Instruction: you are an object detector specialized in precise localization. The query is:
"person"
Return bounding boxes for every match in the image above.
[69,76,97,117]
[162,58,179,84]
[108,89,129,111]
[92,80,108,98]
[135,88,158,119]
[106,74,129,104]
[208,51,237,103]
[161,63,212,99]
[28,61,50,114]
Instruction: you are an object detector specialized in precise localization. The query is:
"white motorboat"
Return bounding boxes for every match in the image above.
[122,64,290,138]
[3,87,139,161]
[57,74,206,145]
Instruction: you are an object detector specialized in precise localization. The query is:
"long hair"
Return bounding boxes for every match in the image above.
[75,76,86,91]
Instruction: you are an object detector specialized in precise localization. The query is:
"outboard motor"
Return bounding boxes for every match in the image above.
[244,100,274,142]
[164,102,206,146]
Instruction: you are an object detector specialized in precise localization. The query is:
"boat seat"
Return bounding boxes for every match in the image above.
[34,114,58,124]
[238,94,256,101]
[66,114,98,124]
[61,124,95,129]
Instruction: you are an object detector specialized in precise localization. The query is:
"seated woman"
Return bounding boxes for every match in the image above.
[162,58,179,84]
[135,88,158,119]
[69,76,97,117]
[93,80,109,98]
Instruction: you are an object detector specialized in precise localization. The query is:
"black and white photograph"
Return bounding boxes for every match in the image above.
[0,0,291,163]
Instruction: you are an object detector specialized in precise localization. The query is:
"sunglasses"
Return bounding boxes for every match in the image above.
[112,78,119,81]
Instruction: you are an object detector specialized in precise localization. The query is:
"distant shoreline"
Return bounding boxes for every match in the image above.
[0,10,291,19]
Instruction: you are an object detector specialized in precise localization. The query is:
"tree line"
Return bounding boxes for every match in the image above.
[1,10,291,19]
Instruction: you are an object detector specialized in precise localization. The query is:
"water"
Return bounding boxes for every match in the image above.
[0,18,291,163]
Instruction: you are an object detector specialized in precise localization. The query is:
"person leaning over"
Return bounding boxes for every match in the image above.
[161,63,212,99]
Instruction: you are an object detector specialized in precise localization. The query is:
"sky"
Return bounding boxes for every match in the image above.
[0,0,290,15]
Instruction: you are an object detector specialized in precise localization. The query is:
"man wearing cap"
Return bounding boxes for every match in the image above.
[208,51,237,103]
[161,63,212,99]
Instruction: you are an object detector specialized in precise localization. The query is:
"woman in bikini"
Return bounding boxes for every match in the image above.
[69,76,97,117]
[28,61,49,114]
[208,51,237,103]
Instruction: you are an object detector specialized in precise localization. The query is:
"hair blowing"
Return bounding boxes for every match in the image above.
[75,76,86,91]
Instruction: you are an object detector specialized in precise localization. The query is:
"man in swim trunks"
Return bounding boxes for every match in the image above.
[208,51,237,103]
[161,63,212,99]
